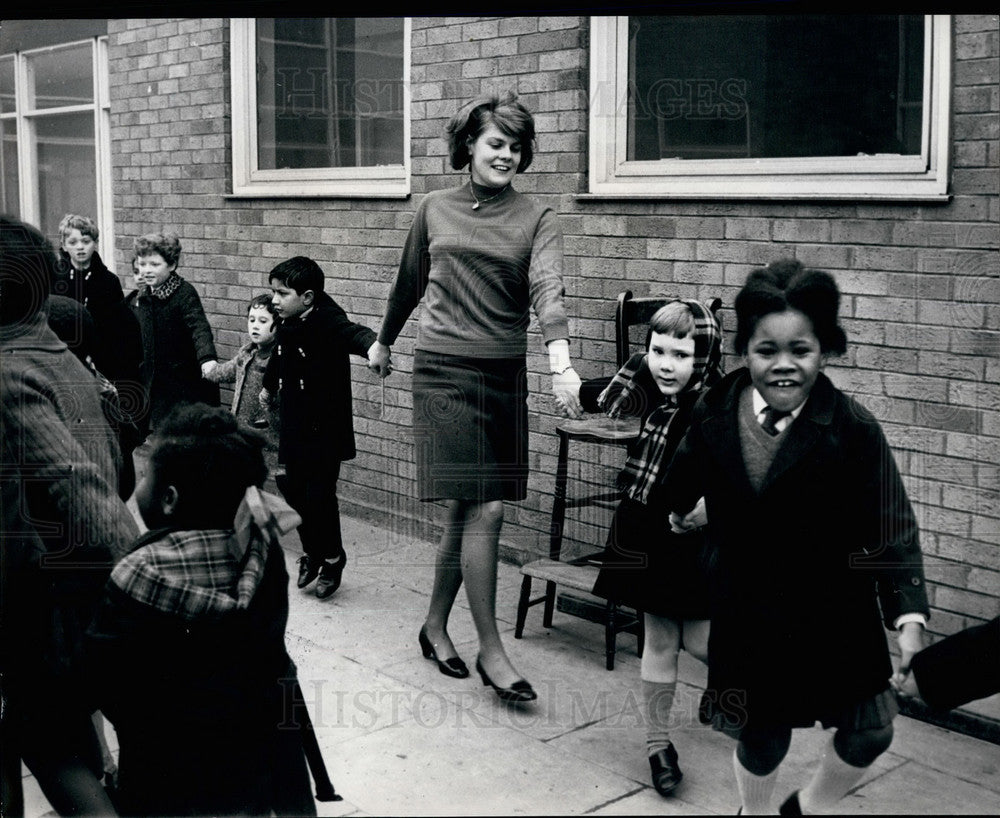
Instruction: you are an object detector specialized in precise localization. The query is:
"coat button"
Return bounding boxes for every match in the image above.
[911,577,921,586]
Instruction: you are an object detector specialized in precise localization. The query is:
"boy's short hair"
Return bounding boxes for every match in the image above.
[268,256,324,296]
[248,292,278,317]
[734,258,847,356]
[148,403,267,524]
[58,213,99,243]
[0,215,54,327]
[133,232,182,267]
[445,91,536,173]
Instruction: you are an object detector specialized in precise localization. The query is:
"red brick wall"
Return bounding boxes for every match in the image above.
[107,15,999,642]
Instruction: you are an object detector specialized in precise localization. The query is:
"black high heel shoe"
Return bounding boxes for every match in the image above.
[475,657,537,703]
[418,627,470,679]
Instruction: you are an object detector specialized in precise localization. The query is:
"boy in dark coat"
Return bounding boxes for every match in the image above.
[85,404,316,817]
[262,256,377,599]
[52,213,144,496]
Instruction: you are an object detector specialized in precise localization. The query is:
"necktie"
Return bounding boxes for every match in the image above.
[760,405,791,436]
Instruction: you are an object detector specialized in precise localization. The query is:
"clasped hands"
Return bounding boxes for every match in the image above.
[367,340,392,378]
[889,622,926,699]
[669,497,707,533]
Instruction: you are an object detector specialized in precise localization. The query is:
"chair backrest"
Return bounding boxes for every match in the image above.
[614,290,722,369]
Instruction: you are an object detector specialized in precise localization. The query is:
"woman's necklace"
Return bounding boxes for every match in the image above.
[471,183,509,210]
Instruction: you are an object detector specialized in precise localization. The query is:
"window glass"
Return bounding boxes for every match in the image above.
[0,120,19,216]
[255,17,404,170]
[627,14,924,161]
[36,112,95,237]
[0,57,14,114]
[26,43,93,109]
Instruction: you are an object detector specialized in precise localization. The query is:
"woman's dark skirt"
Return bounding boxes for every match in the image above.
[412,350,529,503]
[591,496,712,620]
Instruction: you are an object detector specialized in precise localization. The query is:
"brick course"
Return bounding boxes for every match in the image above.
[107,15,999,648]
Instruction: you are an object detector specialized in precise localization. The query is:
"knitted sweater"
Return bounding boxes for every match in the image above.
[378,181,570,358]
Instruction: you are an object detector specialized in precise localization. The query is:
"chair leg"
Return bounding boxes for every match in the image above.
[542,580,556,628]
[548,431,569,560]
[515,574,532,638]
[605,599,617,670]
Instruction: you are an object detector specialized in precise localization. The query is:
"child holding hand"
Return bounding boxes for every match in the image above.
[204,293,280,477]
[663,259,928,815]
[585,299,723,798]
[126,232,220,432]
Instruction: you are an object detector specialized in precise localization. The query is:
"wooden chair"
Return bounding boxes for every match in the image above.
[515,291,720,669]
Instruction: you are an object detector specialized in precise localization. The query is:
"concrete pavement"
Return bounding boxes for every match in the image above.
[20,513,1000,816]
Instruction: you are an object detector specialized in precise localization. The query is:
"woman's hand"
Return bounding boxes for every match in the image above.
[552,368,583,418]
[201,360,218,378]
[368,341,392,378]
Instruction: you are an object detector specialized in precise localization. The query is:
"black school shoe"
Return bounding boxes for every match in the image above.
[297,555,319,589]
[649,742,683,796]
[315,555,346,599]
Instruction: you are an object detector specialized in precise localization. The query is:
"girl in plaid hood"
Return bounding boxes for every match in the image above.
[583,298,723,799]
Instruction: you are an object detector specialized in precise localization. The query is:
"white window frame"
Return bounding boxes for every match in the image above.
[229,17,411,199]
[0,36,114,247]
[587,15,951,201]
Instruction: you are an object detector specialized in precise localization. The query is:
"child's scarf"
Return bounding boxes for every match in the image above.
[598,299,723,504]
[143,272,183,301]
[111,487,300,621]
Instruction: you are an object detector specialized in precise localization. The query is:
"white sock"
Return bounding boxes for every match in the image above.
[799,736,867,813]
[642,679,677,756]
[733,750,779,815]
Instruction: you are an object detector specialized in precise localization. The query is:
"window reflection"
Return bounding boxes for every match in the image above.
[27,43,93,110]
[255,18,405,170]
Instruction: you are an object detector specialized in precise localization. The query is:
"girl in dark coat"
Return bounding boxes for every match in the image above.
[663,259,929,815]
[585,299,723,797]
[127,232,219,432]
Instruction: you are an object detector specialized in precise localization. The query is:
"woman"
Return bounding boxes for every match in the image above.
[368,92,582,702]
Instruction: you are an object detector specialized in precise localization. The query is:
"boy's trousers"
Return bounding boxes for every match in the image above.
[276,459,345,563]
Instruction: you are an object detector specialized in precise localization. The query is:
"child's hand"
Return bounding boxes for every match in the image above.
[896,621,925,675]
[368,341,392,379]
[552,368,583,418]
[201,360,218,378]
[669,497,707,533]
[890,668,922,699]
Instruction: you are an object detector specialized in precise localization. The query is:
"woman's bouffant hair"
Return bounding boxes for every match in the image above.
[148,403,266,524]
[133,232,182,268]
[445,91,535,173]
[734,258,847,356]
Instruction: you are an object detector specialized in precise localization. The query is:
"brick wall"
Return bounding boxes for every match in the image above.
[107,15,999,645]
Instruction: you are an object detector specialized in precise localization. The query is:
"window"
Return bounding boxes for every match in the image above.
[230,18,410,198]
[588,15,951,200]
[0,37,113,245]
